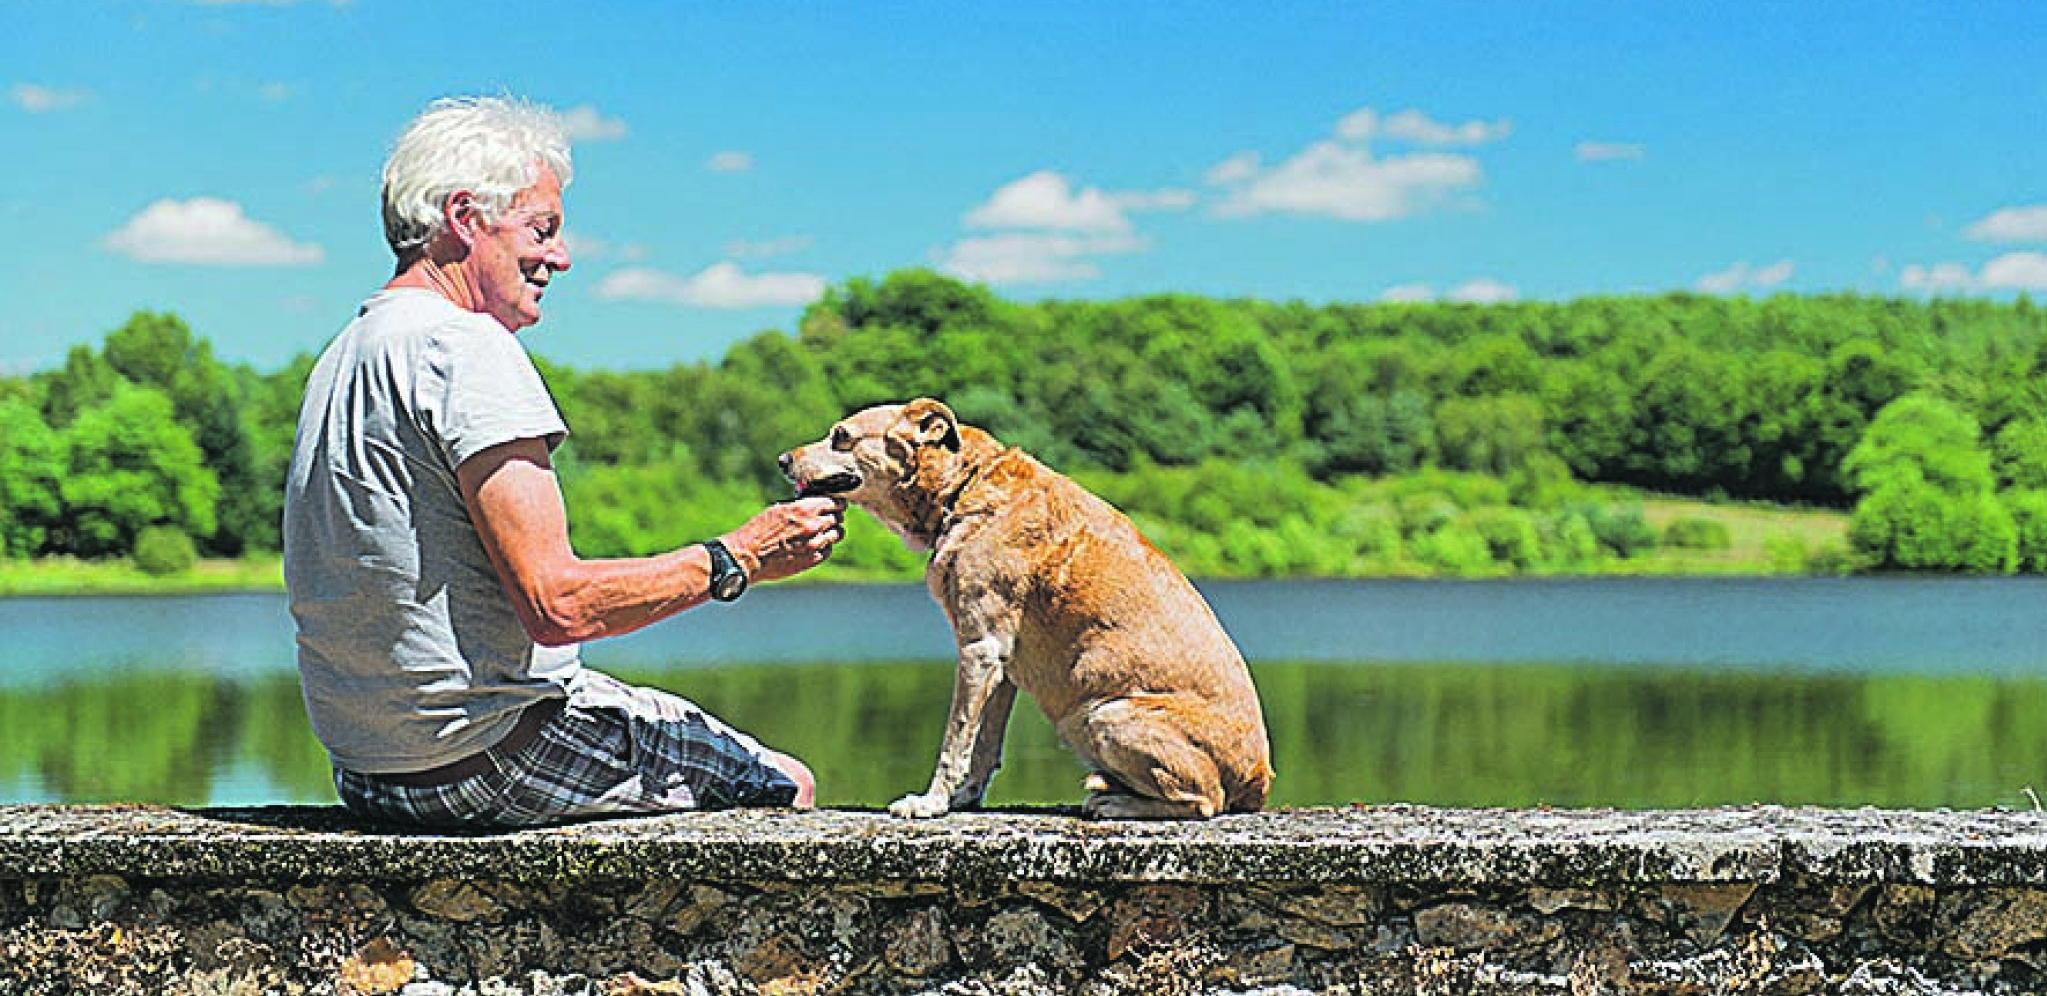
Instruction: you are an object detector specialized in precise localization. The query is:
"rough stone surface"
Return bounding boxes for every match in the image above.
[1,803,2045,994]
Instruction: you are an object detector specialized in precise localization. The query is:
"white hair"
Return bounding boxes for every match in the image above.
[380,95,574,258]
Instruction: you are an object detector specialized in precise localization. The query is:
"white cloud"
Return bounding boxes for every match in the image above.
[561,231,645,264]
[944,171,1185,286]
[1208,106,1502,223]
[707,151,754,173]
[1337,108,1513,146]
[1965,205,2047,242]
[1983,252,2047,289]
[1696,260,1795,295]
[1903,252,2047,294]
[1575,141,1644,163]
[1204,152,1262,186]
[1899,262,1977,294]
[595,262,825,308]
[1448,279,1519,303]
[1380,279,1519,304]
[964,170,1193,233]
[9,83,87,113]
[103,197,324,266]
[966,171,1131,233]
[558,105,628,142]
[939,231,1147,285]
[1210,140,1484,222]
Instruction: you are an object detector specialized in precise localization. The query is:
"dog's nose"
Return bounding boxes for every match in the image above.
[777,451,794,475]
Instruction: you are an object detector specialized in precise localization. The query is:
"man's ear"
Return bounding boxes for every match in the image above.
[444,190,484,247]
[904,397,961,452]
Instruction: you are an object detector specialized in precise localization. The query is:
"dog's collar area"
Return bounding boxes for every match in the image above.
[906,448,999,543]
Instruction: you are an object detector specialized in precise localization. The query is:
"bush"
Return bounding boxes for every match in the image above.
[1573,502,1659,558]
[1851,480,2016,572]
[1470,508,1541,569]
[1662,517,1733,551]
[1409,522,1497,574]
[2002,489,2047,573]
[133,525,197,576]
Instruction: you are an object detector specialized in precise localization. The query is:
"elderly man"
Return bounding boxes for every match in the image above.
[284,95,845,827]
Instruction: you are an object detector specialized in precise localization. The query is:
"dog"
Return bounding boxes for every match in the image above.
[780,398,1272,819]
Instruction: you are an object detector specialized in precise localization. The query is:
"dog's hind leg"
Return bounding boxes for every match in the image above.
[1066,696,1226,820]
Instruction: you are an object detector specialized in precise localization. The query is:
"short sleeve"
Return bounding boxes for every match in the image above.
[423,318,570,469]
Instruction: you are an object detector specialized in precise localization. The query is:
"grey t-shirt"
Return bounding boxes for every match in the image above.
[284,288,577,774]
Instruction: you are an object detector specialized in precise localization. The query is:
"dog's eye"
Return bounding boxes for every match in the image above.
[830,427,852,451]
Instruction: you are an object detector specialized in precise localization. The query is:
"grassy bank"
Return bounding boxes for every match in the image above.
[0,496,1856,597]
[0,556,284,597]
[1631,498,1854,575]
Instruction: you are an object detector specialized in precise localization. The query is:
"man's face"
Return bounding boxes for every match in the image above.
[471,167,570,332]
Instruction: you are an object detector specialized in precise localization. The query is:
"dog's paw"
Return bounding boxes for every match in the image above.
[888,792,952,819]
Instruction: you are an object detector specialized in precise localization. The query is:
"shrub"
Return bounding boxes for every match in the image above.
[1662,517,1733,551]
[2002,489,2047,573]
[1572,502,1659,558]
[133,525,197,576]
[1409,522,1497,574]
[1852,480,2016,573]
[1469,508,1541,569]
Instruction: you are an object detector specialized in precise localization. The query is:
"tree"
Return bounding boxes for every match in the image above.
[823,269,1002,336]
[95,312,264,555]
[1991,417,2047,491]
[55,384,219,558]
[35,346,120,429]
[0,397,63,557]
[1845,394,2013,572]
[1435,394,1547,477]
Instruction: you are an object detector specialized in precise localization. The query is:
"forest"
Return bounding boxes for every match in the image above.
[5,268,2047,580]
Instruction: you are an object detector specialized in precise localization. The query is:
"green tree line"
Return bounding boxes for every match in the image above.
[6,272,2047,577]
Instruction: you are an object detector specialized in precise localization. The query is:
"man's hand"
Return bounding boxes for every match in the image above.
[722,496,847,583]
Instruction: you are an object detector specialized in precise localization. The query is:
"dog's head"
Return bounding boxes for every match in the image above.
[780,399,962,535]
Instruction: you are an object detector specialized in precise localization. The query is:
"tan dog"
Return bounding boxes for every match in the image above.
[780,398,1272,819]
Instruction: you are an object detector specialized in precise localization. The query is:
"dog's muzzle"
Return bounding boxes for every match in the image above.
[793,472,861,498]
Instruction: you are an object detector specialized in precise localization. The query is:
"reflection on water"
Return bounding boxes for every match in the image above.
[5,580,2047,811]
[7,659,2047,812]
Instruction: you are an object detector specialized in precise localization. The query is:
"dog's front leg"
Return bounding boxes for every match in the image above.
[890,636,1013,818]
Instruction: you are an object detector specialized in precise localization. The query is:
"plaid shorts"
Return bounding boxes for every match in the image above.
[334,669,798,828]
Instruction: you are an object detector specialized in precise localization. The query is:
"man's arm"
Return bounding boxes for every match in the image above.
[457,436,844,647]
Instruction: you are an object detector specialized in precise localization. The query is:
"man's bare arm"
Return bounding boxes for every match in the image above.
[457,437,844,646]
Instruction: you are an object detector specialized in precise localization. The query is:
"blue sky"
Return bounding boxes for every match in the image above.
[6,1,2044,374]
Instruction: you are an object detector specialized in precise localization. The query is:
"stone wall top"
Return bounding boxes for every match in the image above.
[4,804,2045,888]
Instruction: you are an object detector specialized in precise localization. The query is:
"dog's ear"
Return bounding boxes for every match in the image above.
[904,397,961,452]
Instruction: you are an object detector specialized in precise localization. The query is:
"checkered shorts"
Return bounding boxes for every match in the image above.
[334,669,798,828]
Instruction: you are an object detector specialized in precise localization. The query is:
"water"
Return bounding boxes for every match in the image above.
[4,578,2046,811]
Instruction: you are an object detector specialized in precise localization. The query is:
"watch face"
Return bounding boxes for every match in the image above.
[712,571,746,601]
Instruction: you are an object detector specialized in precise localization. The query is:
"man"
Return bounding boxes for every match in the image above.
[284,95,845,827]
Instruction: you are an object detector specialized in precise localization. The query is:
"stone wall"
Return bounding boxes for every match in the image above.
[4,804,2047,995]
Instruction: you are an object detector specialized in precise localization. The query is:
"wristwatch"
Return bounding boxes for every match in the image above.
[702,539,748,602]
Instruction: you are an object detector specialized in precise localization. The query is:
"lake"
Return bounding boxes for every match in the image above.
[4,577,2045,811]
